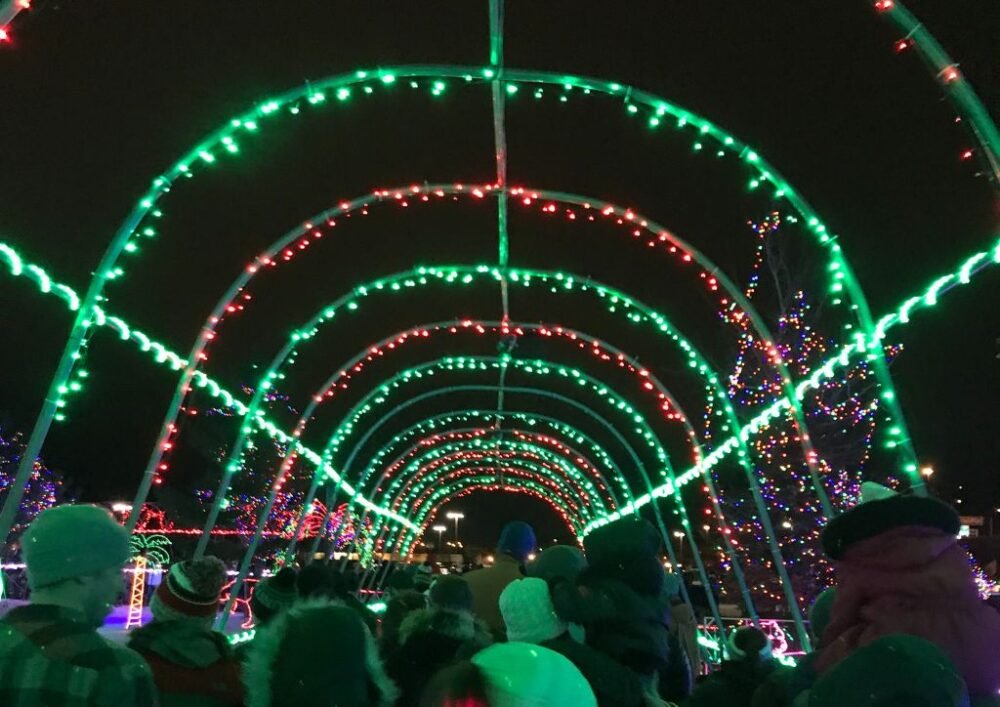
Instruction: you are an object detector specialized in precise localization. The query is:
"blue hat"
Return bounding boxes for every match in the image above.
[497,521,536,563]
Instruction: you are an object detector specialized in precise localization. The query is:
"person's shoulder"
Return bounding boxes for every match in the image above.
[90,639,158,705]
[103,636,153,669]
[461,566,490,585]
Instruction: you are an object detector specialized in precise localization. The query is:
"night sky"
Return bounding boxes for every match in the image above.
[1,0,998,550]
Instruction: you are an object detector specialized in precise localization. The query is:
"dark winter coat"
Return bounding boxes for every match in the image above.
[681,658,781,707]
[385,607,492,707]
[749,653,816,707]
[541,633,647,707]
[553,570,692,702]
[462,553,524,636]
[128,618,244,707]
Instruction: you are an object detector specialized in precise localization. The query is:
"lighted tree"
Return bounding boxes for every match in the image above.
[0,425,68,541]
[706,212,889,613]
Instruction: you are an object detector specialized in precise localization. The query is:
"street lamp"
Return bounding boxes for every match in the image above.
[672,531,685,565]
[446,511,465,542]
[432,524,447,548]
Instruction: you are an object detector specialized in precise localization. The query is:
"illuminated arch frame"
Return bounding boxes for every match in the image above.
[386,443,610,520]
[3,63,930,542]
[1,0,1000,648]
[270,318,790,624]
[382,438,615,515]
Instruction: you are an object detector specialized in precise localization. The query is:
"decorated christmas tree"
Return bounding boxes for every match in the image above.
[0,425,68,540]
[706,213,889,612]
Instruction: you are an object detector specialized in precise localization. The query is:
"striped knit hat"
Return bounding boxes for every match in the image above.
[153,556,227,619]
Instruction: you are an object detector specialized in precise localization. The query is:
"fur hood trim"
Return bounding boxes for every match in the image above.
[243,597,398,707]
[398,606,491,646]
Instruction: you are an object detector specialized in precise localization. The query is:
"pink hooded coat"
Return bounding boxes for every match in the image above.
[816,494,1000,697]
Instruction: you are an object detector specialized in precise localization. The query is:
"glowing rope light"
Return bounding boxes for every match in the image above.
[391,446,599,512]
[385,445,606,519]
[379,433,614,511]
[872,0,1000,185]
[10,62,908,544]
[403,464,590,525]
[411,476,584,538]
[212,264,789,547]
[125,555,148,630]
[4,233,999,536]
[319,353,744,632]
[355,411,627,502]
[270,318,698,520]
[4,234,984,638]
[294,384,658,566]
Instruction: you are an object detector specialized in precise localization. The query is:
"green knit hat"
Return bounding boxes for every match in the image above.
[22,504,130,590]
[251,567,298,623]
[807,634,969,707]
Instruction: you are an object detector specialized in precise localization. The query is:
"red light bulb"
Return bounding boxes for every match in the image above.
[0,28,9,42]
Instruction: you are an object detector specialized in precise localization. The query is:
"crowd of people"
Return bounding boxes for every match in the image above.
[0,480,999,706]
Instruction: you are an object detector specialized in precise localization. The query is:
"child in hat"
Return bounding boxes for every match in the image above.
[128,555,244,706]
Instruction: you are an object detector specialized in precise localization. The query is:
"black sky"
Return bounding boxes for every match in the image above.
[0,0,998,549]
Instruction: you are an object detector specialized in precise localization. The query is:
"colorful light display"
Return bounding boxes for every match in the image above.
[0,0,997,641]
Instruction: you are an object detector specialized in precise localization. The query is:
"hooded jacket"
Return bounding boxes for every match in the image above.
[128,618,243,707]
[243,598,397,707]
[553,570,691,702]
[541,633,647,707]
[683,657,782,707]
[385,606,493,707]
[816,494,1000,698]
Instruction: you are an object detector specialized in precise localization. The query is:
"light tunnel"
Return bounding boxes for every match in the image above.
[2,0,999,654]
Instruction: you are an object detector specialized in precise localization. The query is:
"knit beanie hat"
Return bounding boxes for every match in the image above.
[252,567,298,624]
[661,571,683,600]
[472,642,597,707]
[296,562,336,599]
[22,504,130,590]
[243,598,398,707]
[496,521,537,564]
[808,587,837,641]
[152,556,227,619]
[499,578,567,644]
[429,575,473,612]
[386,568,415,593]
[583,518,663,597]
[528,545,587,585]
[727,626,772,662]
[806,634,970,707]
[822,482,959,560]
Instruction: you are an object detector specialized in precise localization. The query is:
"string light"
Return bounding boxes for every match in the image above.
[5,232,1000,547]
[1,24,996,605]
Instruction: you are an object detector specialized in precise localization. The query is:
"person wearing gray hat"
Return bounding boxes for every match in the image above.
[0,504,157,705]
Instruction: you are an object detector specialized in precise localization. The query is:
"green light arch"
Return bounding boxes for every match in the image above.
[5,64,917,545]
[378,433,616,512]
[381,441,610,519]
